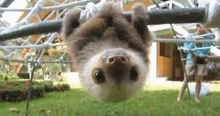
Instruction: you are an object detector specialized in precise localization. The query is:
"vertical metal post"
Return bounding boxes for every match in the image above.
[25,61,36,116]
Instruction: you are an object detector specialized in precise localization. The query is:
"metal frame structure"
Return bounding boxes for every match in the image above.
[0,0,219,115]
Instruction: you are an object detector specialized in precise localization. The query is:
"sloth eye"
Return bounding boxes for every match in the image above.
[130,67,139,81]
[93,69,105,84]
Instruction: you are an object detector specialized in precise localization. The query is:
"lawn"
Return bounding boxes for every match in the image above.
[0,82,220,116]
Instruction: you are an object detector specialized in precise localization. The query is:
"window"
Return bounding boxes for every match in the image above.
[160,43,171,57]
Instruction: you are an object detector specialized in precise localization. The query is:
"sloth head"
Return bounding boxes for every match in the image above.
[79,48,148,102]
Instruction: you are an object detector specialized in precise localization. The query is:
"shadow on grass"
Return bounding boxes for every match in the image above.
[0,86,220,116]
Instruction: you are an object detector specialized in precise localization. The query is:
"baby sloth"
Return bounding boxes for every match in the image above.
[62,2,152,102]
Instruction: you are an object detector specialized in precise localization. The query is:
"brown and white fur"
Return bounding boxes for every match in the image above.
[62,2,152,102]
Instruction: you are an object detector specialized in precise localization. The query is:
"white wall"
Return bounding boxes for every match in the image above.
[147,42,157,83]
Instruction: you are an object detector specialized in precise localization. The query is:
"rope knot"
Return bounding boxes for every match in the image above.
[79,0,123,23]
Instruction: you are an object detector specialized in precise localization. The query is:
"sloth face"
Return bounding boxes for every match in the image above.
[79,48,148,102]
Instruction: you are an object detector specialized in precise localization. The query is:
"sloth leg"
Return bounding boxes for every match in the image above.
[131,3,151,45]
[62,8,83,39]
[73,2,122,38]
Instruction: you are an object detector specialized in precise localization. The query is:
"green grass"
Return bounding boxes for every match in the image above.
[0,83,220,116]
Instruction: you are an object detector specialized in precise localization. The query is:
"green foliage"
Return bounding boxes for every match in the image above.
[0,73,20,81]
[17,73,29,79]
[0,78,70,102]
[34,68,42,76]
[19,64,28,73]
[35,63,60,73]
[0,80,53,90]
[51,63,60,72]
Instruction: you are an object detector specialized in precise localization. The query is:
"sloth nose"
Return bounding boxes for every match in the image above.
[107,55,127,65]
[104,51,129,83]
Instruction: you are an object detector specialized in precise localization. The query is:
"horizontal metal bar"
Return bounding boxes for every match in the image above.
[0,5,85,12]
[0,43,66,49]
[0,19,62,41]
[181,55,220,61]
[148,8,205,24]
[1,38,219,50]
[41,0,97,11]
[0,57,72,63]
[178,46,220,51]
[1,55,219,63]
[176,33,215,40]
[0,0,94,11]
[0,8,206,41]
[154,38,216,43]
[0,0,15,17]
[0,0,15,7]
[0,7,32,11]
[124,8,205,24]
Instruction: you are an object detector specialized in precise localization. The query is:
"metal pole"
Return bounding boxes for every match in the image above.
[124,8,206,24]
[0,0,15,17]
[0,8,206,41]
[25,61,36,116]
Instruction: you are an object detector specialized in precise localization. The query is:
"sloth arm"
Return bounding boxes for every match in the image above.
[131,3,151,45]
